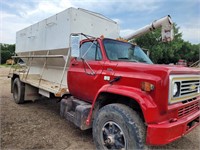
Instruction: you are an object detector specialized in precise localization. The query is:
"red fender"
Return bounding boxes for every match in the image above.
[86,84,159,125]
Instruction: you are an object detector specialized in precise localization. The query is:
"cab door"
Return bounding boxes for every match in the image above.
[68,40,104,102]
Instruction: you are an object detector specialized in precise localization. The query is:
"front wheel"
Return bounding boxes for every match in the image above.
[93,104,146,150]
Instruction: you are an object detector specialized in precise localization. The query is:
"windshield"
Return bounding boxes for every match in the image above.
[103,39,153,64]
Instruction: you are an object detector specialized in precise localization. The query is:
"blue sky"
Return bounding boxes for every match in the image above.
[0,0,200,44]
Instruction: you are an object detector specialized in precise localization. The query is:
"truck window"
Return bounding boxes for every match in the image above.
[103,39,153,64]
[80,41,102,61]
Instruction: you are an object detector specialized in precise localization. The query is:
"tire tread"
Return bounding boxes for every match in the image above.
[93,103,147,150]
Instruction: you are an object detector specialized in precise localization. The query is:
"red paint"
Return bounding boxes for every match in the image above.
[67,38,200,145]
[147,108,200,145]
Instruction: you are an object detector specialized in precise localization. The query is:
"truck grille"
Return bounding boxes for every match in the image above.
[178,101,199,118]
[180,80,200,96]
[169,75,200,104]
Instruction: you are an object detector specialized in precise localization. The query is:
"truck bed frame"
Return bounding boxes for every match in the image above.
[8,51,69,99]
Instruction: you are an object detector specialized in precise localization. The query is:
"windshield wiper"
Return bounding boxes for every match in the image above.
[118,57,138,62]
[118,57,129,59]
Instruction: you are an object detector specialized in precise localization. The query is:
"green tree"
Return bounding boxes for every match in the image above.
[177,42,199,63]
[0,43,15,64]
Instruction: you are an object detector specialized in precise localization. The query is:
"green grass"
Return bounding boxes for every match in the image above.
[0,64,18,68]
[0,64,11,67]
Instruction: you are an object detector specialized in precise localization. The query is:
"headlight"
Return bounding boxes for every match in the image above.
[173,82,180,97]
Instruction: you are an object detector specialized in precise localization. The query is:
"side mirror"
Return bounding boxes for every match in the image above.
[70,34,81,57]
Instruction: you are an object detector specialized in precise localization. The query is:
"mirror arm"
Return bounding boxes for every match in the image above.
[81,58,95,76]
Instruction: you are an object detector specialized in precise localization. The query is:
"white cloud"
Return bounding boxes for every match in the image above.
[120,29,136,38]
[179,18,200,44]
[0,0,74,44]
[69,0,159,14]
[59,0,75,8]
[180,27,200,44]
[0,11,30,44]
[112,18,122,25]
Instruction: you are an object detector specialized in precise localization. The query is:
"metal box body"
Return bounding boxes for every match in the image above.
[16,7,119,53]
[14,8,119,95]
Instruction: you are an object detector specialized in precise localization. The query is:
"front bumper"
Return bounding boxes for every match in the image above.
[146,109,200,145]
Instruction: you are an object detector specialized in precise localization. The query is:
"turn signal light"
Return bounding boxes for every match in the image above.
[141,82,155,92]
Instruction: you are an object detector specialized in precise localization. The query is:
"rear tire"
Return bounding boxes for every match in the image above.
[13,78,25,104]
[93,103,146,150]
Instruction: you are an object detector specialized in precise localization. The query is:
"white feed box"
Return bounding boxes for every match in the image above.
[16,7,120,53]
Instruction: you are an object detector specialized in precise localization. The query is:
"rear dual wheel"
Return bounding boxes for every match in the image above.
[13,78,25,104]
[93,104,146,150]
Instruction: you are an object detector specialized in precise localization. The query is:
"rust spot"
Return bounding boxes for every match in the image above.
[55,88,68,97]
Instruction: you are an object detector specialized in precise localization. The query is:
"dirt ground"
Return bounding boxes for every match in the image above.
[0,66,200,150]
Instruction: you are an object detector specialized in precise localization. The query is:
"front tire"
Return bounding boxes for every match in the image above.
[93,104,146,150]
[13,78,25,104]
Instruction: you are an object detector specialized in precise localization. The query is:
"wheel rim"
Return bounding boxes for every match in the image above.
[13,83,18,100]
[101,121,126,149]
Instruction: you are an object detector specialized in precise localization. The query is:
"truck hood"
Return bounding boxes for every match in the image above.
[147,63,200,75]
[116,62,200,80]
[113,62,199,121]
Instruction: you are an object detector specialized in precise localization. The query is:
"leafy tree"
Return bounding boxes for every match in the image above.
[177,42,199,63]
[0,43,15,64]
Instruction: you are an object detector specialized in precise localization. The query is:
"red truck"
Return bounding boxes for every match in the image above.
[9,8,200,149]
